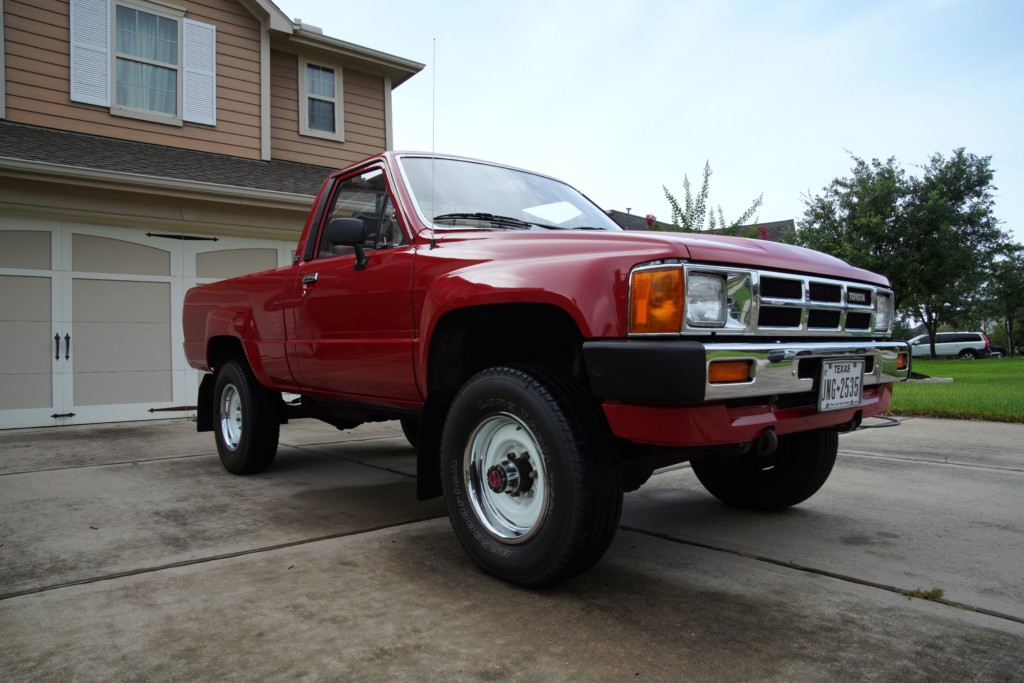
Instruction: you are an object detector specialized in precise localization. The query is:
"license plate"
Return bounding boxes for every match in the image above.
[818,359,864,412]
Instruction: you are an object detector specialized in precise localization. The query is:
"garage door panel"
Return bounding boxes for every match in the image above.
[0,275,51,322]
[0,373,53,411]
[0,231,51,270]
[196,248,278,279]
[0,322,54,375]
[71,322,172,373]
[72,280,170,324]
[74,370,173,407]
[72,234,171,276]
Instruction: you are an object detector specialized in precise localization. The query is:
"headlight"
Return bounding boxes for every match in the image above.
[629,267,684,334]
[874,292,893,332]
[686,273,727,327]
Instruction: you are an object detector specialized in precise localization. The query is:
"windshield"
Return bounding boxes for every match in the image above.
[399,156,622,231]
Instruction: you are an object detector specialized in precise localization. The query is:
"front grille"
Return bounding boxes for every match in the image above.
[808,310,841,328]
[758,307,802,328]
[809,282,842,303]
[761,277,802,300]
[846,312,871,330]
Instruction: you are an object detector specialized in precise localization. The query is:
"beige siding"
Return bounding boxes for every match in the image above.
[3,0,262,158]
[269,49,387,168]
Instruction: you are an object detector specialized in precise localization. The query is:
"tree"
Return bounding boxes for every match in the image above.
[797,149,1010,358]
[900,150,1008,353]
[797,154,912,308]
[663,161,763,236]
[986,248,1024,357]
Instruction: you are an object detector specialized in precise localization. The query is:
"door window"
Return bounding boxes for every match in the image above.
[315,169,407,259]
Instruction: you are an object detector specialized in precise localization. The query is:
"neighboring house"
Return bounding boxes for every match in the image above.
[0,0,423,429]
[608,211,796,242]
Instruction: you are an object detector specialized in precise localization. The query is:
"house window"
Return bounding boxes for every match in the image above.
[114,5,179,116]
[299,57,344,142]
[70,0,217,126]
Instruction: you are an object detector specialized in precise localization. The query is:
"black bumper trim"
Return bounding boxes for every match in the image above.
[583,340,706,405]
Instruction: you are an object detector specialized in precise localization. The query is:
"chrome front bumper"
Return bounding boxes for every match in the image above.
[704,340,911,401]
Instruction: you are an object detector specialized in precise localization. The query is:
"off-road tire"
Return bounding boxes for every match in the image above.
[213,359,280,474]
[400,417,419,449]
[691,429,838,511]
[440,365,622,587]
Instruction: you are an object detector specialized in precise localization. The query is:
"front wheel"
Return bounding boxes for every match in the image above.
[440,366,622,587]
[213,359,280,474]
[691,429,837,511]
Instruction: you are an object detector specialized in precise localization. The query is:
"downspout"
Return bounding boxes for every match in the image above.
[259,18,270,160]
[384,75,393,151]
[0,0,7,119]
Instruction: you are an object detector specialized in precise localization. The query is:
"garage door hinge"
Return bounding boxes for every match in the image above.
[146,232,219,241]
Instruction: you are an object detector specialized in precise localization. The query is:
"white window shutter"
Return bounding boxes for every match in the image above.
[182,19,216,125]
[70,0,109,107]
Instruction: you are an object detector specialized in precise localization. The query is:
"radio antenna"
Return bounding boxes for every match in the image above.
[429,37,437,250]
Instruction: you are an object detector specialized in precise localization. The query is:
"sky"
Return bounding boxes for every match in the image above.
[278,0,1024,243]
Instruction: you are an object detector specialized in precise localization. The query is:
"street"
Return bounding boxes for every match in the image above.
[1,417,1022,681]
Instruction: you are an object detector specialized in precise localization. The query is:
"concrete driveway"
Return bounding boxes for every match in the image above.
[1,417,1022,681]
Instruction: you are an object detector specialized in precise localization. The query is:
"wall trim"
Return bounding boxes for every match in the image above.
[384,75,393,151]
[0,156,313,209]
[1,0,8,119]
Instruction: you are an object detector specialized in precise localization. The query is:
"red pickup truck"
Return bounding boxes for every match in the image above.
[183,152,911,586]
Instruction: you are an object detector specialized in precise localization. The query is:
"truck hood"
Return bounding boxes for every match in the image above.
[427,228,890,286]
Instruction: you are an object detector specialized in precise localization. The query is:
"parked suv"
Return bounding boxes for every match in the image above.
[909,331,991,359]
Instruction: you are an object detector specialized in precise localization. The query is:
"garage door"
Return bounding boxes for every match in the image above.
[0,219,292,429]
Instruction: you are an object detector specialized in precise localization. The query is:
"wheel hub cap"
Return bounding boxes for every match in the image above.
[465,413,549,543]
[486,452,535,496]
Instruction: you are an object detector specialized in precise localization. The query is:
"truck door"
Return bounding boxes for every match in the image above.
[285,167,420,401]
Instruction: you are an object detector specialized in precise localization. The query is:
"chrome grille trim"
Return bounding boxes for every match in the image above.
[629,263,894,338]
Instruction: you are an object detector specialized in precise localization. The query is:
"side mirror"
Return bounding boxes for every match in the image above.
[327,217,368,270]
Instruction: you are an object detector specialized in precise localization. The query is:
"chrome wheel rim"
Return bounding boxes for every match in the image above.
[464,412,549,543]
[218,384,242,450]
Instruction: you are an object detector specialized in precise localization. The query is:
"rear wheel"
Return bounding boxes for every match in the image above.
[691,429,837,511]
[440,365,622,587]
[400,417,419,449]
[213,359,280,474]
[959,349,979,360]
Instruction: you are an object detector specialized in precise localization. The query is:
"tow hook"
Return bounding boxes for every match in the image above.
[756,428,779,457]
[831,414,863,434]
[486,452,537,497]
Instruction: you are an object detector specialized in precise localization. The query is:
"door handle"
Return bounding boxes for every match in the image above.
[64,333,71,361]
[302,273,319,285]
[55,333,61,361]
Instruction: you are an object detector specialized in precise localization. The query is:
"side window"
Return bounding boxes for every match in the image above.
[315,169,407,259]
[299,57,344,142]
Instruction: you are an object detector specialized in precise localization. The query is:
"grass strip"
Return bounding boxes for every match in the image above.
[889,357,1024,423]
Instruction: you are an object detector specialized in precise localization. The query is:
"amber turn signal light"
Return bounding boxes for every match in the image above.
[708,360,753,384]
[896,353,908,370]
[629,268,684,334]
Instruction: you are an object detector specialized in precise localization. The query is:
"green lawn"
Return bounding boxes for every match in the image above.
[889,356,1024,423]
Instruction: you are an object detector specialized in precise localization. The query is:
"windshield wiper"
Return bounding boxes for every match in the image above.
[433,212,534,229]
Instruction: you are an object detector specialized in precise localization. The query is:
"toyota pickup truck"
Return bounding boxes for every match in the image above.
[182,152,911,586]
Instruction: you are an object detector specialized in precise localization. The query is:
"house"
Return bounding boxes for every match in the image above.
[0,0,423,429]
[608,210,796,242]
